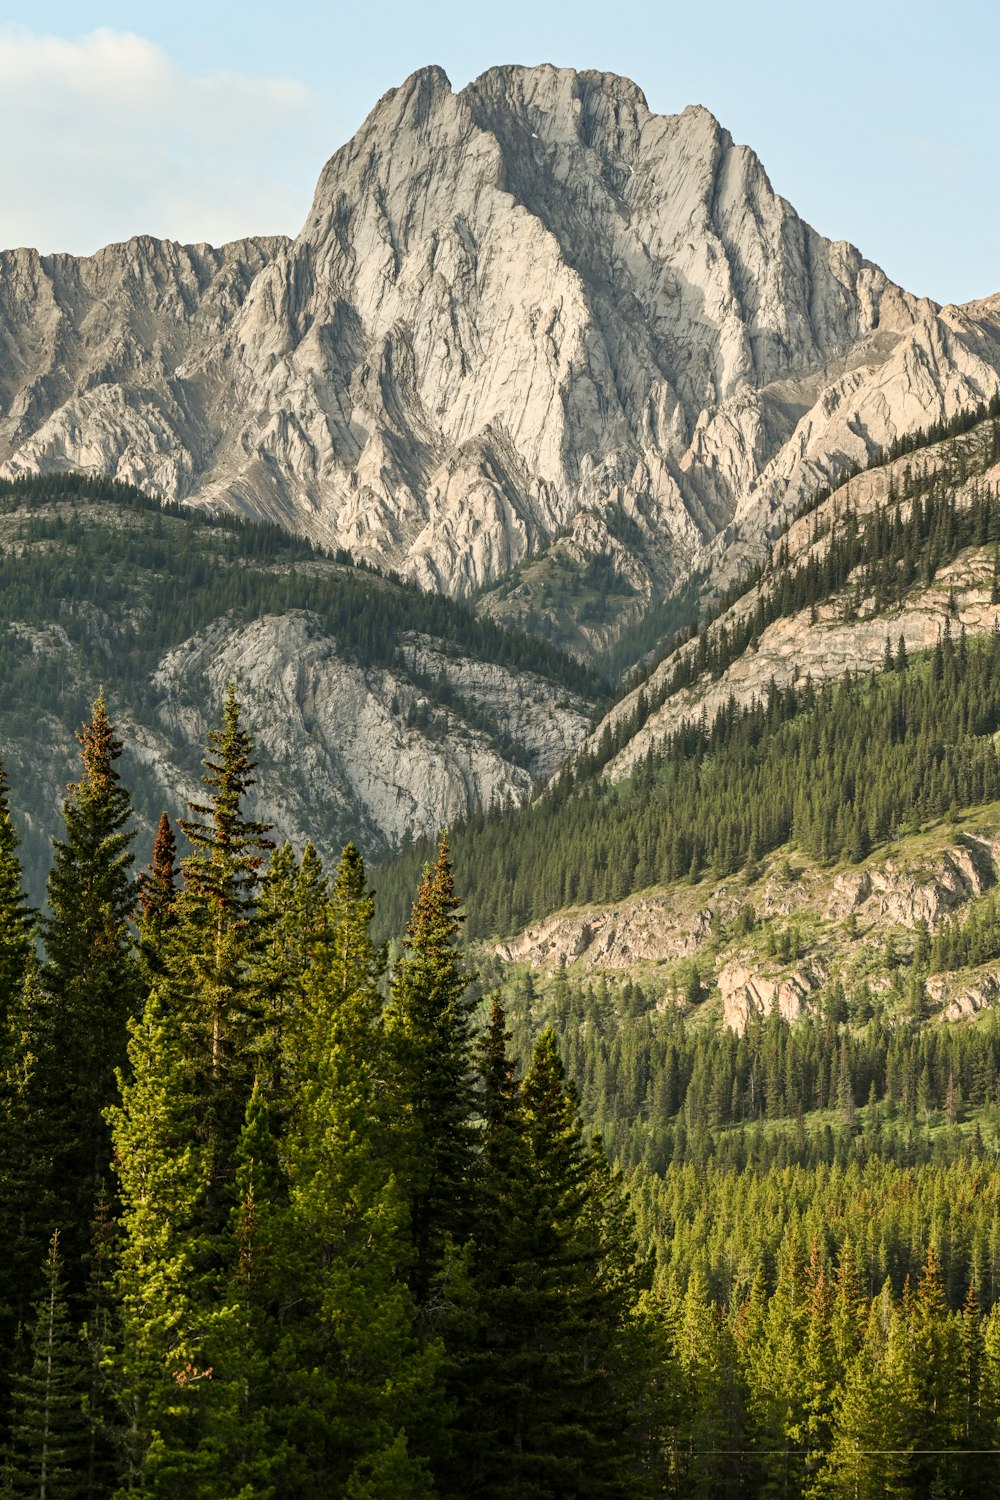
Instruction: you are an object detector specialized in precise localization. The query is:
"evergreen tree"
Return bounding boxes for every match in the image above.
[0,760,32,1032]
[40,692,139,1287]
[251,840,329,1115]
[0,958,68,1355]
[450,1020,658,1499]
[136,813,178,976]
[109,689,274,1496]
[385,832,477,1308]
[4,1232,88,1500]
[167,682,275,1205]
[676,1270,746,1500]
[279,843,438,1498]
[819,1289,919,1499]
[109,978,219,1497]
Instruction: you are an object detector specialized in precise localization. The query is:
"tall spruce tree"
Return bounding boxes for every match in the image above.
[39,692,138,1291]
[0,777,38,1372]
[385,831,477,1308]
[278,843,439,1498]
[0,958,69,1433]
[0,761,32,1033]
[109,688,274,1496]
[109,981,222,1497]
[448,1013,661,1499]
[4,1231,88,1499]
[136,813,178,977]
[173,681,274,1184]
[251,840,329,1117]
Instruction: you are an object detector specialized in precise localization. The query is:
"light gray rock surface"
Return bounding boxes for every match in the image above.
[717,959,819,1033]
[584,439,1000,780]
[3,65,999,644]
[131,610,592,859]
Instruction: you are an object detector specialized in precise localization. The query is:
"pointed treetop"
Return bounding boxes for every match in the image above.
[76,687,124,795]
[405,830,461,949]
[521,1027,581,1141]
[333,841,368,907]
[138,811,178,929]
[180,681,274,895]
[478,996,521,1135]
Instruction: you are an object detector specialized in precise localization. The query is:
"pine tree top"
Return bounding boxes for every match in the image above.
[179,683,274,910]
[76,687,123,797]
[405,831,462,949]
[138,811,178,928]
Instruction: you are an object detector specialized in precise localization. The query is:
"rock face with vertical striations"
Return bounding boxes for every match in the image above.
[3,65,1000,654]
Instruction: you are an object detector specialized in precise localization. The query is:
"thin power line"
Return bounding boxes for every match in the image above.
[687,1449,1000,1456]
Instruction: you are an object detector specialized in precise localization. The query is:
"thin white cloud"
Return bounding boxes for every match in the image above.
[0,27,322,254]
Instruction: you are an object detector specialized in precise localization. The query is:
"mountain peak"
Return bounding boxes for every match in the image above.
[1,64,997,655]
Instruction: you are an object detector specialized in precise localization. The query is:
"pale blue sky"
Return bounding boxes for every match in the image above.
[2,1,997,305]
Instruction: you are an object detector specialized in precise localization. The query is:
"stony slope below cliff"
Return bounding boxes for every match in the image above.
[493,811,1000,1035]
[3,66,1000,660]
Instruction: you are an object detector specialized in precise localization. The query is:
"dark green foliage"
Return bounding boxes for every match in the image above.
[385,833,478,1308]
[448,1010,659,1499]
[39,694,140,1291]
[931,887,1000,973]
[275,844,438,1497]
[173,681,276,1170]
[0,763,32,1031]
[136,813,178,977]
[4,1233,88,1499]
[378,628,1000,941]
[0,958,70,1387]
[109,710,444,1499]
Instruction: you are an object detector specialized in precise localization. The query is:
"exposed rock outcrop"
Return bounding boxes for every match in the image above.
[135,610,591,858]
[492,825,1000,1033]
[496,892,713,972]
[825,838,997,928]
[2,66,999,652]
[928,968,1000,1021]
[718,959,819,1033]
[586,438,1000,779]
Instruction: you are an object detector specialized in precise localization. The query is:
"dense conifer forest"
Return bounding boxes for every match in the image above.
[377,626,1000,941]
[0,692,664,1498]
[0,474,603,705]
[0,687,998,1496]
[4,403,1000,1495]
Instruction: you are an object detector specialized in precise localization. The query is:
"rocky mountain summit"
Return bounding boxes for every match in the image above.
[3,66,1000,658]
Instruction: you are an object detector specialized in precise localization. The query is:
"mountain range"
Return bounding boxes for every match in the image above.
[4,64,1000,661]
[3,62,1000,976]
[7,61,1000,1497]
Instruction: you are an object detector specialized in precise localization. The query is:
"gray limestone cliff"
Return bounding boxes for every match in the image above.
[3,66,999,651]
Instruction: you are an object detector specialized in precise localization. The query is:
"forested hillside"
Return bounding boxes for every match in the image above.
[0,691,664,1498]
[1,691,1000,1495]
[8,57,1000,1499]
[377,403,1000,940]
[5,400,1000,1500]
[378,626,1000,940]
[0,474,602,895]
[361,403,1000,1496]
